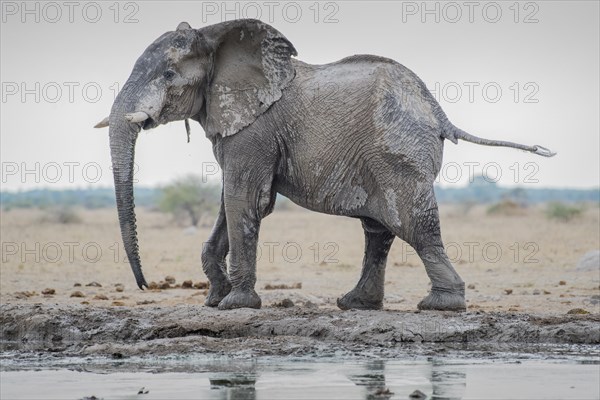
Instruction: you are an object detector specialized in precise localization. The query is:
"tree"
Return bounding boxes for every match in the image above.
[158,175,220,226]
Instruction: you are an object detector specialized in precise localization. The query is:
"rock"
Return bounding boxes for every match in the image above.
[182,280,193,289]
[42,288,55,295]
[273,298,295,308]
[543,290,551,295]
[138,387,149,395]
[86,282,102,287]
[93,294,109,300]
[164,276,176,284]
[567,308,590,315]
[148,281,158,290]
[70,291,85,298]
[559,280,567,286]
[14,291,37,299]
[467,284,476,290]
[73,283,81,287]
[576,250,600,272]
[158,281,171,290]
[115,284,124,292]
[504,289,513,295]
[409,389,427,399]
[193,281,209,289]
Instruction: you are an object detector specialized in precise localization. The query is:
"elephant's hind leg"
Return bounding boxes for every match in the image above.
[410,198,465,311]
[337,218,395,310]
[201,203,232,307]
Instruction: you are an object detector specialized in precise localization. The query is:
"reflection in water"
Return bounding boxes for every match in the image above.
[208,362,258,400]
[1,356,598,400]
[430,360,466,400]
[346,359,466,400]
[348,360,392,399]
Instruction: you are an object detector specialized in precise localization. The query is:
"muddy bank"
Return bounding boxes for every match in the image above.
[1,304,599,358]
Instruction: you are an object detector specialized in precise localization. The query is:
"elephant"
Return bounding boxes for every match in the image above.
[95,19,555,312]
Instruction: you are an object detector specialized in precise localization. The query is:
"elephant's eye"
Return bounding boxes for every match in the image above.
[163,70,176,80]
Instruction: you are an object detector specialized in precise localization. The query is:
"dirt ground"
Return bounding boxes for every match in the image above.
[1,204,599,355]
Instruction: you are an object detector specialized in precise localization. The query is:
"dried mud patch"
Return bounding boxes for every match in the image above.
[1,304,599,359]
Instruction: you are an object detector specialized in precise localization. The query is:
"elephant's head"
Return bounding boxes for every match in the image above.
[97,19,297,288]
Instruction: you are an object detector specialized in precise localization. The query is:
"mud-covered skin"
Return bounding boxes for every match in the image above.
[103,19,552,312]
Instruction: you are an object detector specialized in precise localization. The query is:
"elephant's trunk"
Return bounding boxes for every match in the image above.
[108,83,148,289]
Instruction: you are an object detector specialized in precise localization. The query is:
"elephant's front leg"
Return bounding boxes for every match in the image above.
[337,218,395,310]
[217,178,271,310]
[201,202,232,307]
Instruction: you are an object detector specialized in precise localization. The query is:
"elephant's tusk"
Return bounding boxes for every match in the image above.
[94,116,110,128]
[125,111,150,124]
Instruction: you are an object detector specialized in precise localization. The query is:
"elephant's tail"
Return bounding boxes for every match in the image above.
[441,121,556,157]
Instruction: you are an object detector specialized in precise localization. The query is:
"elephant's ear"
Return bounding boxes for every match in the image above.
[201,19,297,137]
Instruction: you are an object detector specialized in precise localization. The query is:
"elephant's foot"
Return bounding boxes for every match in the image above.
[217,289,261,310]
[417,286,465,312]
[204,281,232,307]
[337,289,383,310]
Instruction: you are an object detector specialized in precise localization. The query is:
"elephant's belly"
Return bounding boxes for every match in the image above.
[274,165,372,217]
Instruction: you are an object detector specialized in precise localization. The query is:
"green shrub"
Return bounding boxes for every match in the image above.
[545,202,582,222]
[159,175,220,227]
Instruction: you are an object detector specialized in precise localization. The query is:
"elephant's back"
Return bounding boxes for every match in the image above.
[288,57,445,172]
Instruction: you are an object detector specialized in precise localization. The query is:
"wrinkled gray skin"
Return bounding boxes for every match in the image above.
[100,19,555,312]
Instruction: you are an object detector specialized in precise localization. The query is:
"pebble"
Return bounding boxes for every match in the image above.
[93,294,109,300]
[182,280,193,289]
[14,291,37,299]
[193,281,209,289]
[409,389,427,399]
[111,301,126,306]
[532,289,541,295]
[159,281,171,290]
[41,288,55,295]
[504,289,513,295]
[559,280,566,286]
[86,282,102,287]
[148,281,158,290]
[164,276,176,284]
[73,283,81,287]
[567,308,590,315]
[70,291,85,298]
[115,284,124,292]
[467,284,476,289]
[274,298,295,308]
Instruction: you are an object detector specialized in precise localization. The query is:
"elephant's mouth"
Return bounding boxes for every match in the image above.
[142,117,158,130]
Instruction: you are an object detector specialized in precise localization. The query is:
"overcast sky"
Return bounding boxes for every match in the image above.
[1,1,598,191]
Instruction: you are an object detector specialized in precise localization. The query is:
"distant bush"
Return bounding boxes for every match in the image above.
[158,175,220,227]
[38,207,82,224]
[486,199,527,216]
[545,202,583,222]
